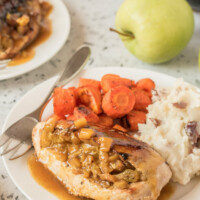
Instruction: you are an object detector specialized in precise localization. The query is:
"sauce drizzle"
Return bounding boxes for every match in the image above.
[158,182,176,200]
[28,154,82,200]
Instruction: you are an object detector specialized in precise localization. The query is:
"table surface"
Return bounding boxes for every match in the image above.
[0,0,199,199]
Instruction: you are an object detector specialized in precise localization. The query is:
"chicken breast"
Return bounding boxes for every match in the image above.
[32,116,172,200]
[0,0,41,59]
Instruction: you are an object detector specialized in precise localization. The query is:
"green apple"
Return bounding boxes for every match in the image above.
[115,0,194,64]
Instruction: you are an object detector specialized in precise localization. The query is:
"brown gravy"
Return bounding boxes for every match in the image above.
[28,154,175,200]
[8,4,53,67]
[158,182,176,200]
[28,154,82,200]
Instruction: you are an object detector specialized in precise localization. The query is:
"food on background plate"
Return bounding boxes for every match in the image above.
[0,0,52,61]
[114,0,194,64]
[138,79,200,185]
[32,116,172,200]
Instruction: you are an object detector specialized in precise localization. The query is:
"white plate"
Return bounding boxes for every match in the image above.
[0,0,70,81]
[1,67,200,200]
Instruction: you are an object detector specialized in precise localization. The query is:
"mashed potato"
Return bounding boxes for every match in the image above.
[138,79,200,185]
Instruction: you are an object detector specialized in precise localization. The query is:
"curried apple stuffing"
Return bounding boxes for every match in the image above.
[40,117,145,189]
[0,0,52,60]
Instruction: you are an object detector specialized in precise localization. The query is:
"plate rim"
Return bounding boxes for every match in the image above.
[1,66,200,200]
[0,0,71,81]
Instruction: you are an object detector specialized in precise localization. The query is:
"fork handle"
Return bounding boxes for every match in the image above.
[29,46,91,119]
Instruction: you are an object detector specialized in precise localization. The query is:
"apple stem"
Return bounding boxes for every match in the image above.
[110,28,135,39]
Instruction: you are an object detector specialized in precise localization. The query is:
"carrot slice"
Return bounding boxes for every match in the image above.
[132,87,152,98]
[79,78,101,90]
[132,88,152,111]
[144,90,152,98]
[40,87,78,121]
[77,86,102,114]
[136,78,155,92]
[98,114,114,127]
[132,80,136,87]
[113,124,127,132]
[74,105,99,123]
[101,74,132,93]
[53,87,77,118]
[102,86,135,118]
[67,87,78,101]
[66,115,76,121]
[127,110,146,131]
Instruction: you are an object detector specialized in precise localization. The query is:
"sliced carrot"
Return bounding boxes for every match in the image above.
[66,115,76,121]
[101,74,132,93]
[67,87,78,101]
[78,78,101,90]
[101,74,120,93]
[127,110,146,131]
[53,87,77,118]
[132,80,136,87]
[136,78,155,92]
[102,74,120,79]
[77,86,102,114]
[98,114,114,127]
[74,105,99,123]
[79,93,90,105]
[144,90,152,98]
[132,88,152,111]
[113,124,127,132]
[41,87,78,121]
[102,86,135,118]
[132,87,152,98]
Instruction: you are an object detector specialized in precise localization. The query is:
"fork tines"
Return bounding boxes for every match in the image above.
[0,59,11,69]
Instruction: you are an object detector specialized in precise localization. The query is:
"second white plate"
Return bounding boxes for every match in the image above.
[0,0,70,81]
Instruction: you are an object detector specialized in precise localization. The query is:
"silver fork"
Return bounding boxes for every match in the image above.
[0,46,91,160]
[0,59,11,69]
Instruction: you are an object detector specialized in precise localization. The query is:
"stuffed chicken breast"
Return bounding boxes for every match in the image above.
[32,116,171,200]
